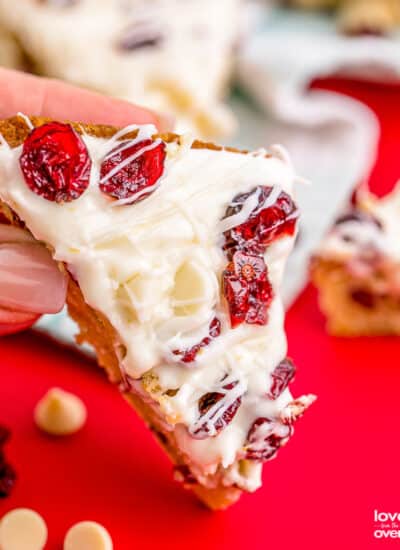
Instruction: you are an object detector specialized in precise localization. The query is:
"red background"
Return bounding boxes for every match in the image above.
[1,79,400,549]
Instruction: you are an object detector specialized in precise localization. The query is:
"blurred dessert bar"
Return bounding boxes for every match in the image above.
[0,0,241,139]
[339,0,400,35]
[286,0,337,9]
[287,0,400,35]
[0,114,314,509]
[311,186,400,336]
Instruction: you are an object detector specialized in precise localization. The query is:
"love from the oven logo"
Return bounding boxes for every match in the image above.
[374,510,400,539]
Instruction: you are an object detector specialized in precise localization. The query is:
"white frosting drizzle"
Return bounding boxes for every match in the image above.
[363,184,400,262]
[0,121,303,489]
[269,144,292,167]
[16,112,34,130]
[188,376,247,438]
[218,185,283,234]
[316,189,400,265]
[318,219,387,261]
[218,187,262,234]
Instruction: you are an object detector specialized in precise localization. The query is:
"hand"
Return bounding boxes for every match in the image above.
[0,68,173,335]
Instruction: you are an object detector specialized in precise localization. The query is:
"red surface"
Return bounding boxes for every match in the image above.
[1,80,400,549]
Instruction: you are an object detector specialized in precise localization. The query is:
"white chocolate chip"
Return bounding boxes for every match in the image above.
[34,388,87,436]
[0,508,47,550]
[64,521,113,550]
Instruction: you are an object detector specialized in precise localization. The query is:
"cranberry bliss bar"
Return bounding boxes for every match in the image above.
[311,186,400,336]
[0,116,315,509]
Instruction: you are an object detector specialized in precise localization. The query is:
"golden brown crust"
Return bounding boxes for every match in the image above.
[0,115,257,157]
[311,257,400,336]
[67,279,242,509]
[0,114,244,509]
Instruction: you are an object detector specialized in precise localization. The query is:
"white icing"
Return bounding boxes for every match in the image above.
[223,461,263,492]
[17,112,34,130]
[101,140,162,185]
[0,0,240,137]
[317,219,388,260]
[364,184,400,262]
[317,184,400,264]
[216,183,287,236]
[0,121,302,488]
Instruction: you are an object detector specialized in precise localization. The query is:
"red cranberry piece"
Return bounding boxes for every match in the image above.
[20,122,91,203]
[268,358,296,400]
[172,317,221,363]
[190,379,243,439]
[245,417,292,461]
[99,139,166,203]
[350,289,376,309]
[223,251,273,328]
[0,461,16,498]
[0,425,10,446]
[0,425,16,498]
[223,186,299,258]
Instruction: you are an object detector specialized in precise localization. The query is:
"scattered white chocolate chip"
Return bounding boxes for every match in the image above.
[0,508,47,550]
[34,387,87,436]
[64,521,113,550]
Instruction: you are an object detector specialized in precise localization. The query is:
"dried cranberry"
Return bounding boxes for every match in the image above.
[173,317,221,363]
[117,23,163,52]
[0,425,10,446]
[190,379,243,439]
[268,358,296,400]
[344,25,386,37]
[0,425,16,498]
[0,461,16,498]
[100,139,166,203]
[223,186,299,258]
[245,417,292,462]
[335,210,383,230]
[20,122,91,203]
[350,289,376,309]
[223,251,273,328]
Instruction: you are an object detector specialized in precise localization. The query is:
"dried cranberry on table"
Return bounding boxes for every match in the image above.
[99,139,166,204]
[190,379,243,439]
[268,358,296,400]
[222,251,273,328]
[20,122,91,203]
[0,424,16,498]
[245,417,293,462]
[0,461,16,498]
[172,317,221,363]
[222,186,299,259]
[0,425,10,446]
